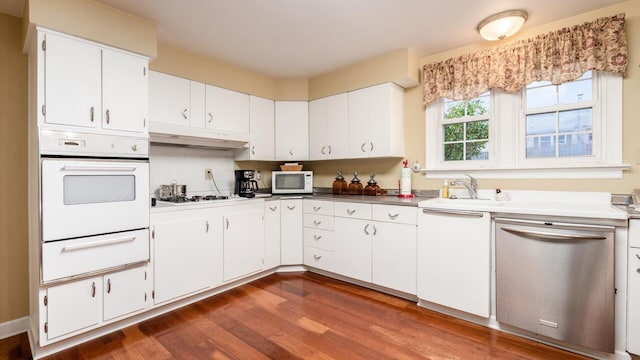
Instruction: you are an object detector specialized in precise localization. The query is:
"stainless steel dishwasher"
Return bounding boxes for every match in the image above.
[495,217,615,353]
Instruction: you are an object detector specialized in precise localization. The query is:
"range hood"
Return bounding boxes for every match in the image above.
[149,122,249,149]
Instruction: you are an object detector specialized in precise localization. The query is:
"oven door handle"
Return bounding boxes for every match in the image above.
[61,165,137,172]
[61,236,137,253]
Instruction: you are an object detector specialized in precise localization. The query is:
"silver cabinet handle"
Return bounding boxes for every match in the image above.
[370,142,374,152]
[61,165,136,172]
[422,208,484,218]
[313,254,322,260]
[61,236,136,252]
[361,143,366,152]
[91,282,96,298]
[347,209,356,215]
[328,145,332,154]
[106,109,110,124]
[500,227,607,241]
[321,146,326,155]
[269,206,278,211]
[90,106,94,122]
[364,223,370,235]
[225,218,229,230]
[287,205,296,210]
[313,234,322,241]
[107,279,112,294]
[208,112,213,123]
[313,220,322,227]
[206,221,209,233]
[251,146,255,155]
[636,254,640,260]
[289,148,294,156]
[313,205,321,212]
[373,224,377,236]
[182,109,188,119]
[388,213,399,220]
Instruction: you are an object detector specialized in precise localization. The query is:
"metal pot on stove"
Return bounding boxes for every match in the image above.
[159,182,187,200]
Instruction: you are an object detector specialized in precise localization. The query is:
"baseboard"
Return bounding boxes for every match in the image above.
[0,316,30,340]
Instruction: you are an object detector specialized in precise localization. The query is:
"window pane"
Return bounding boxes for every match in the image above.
[466,141,489,160]
[466,120,488,140]
[526,85,557,108]
[559,133,592,157]
[444,143,464,161]
[444,99,465,119]
[559,108,592,132]
[526,135,557,158]
[444,123,463,141]
[558,79,592,104]
[469,93,490,115]
[526,113,556,135]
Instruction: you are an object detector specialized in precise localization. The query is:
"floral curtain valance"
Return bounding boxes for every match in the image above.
[422,14,628,105]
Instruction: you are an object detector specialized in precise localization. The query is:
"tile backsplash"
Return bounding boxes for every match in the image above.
[150,145,236,197]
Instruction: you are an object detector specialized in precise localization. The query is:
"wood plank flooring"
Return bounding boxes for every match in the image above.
[1,272,590,360]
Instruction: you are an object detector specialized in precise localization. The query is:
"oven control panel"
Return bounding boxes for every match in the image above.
[39,129,149,158]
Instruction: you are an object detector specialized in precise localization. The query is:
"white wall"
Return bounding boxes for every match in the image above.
[149,145,236,197]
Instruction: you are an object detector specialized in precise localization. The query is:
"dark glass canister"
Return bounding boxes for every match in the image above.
[332,170,348,194]
[347,171,364,195]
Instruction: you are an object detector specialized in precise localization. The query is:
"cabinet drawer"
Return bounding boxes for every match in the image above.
[303,214,334,230]
[304,247,334,271]
[303,199,334,216]
[42,229,149,283]
[372,205,417,225]
[334,202,371,220]
[304,228,335,251]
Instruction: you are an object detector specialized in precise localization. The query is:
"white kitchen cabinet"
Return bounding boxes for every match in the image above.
[205,84,250,134]
[148,71,193,126]
[264,200,281,269]
[347,83,404,158]
[309,93,348,160]
[223,203,265,282]
[275,101,309,161]
[303,199,335,271]
[334,217,372,282]
[152,211,217,305]
[103,266,148,321]
[236,96,275,160]
[371,205,417,295]
[628,220,640,355]
[417,208,491,318]
[39,30,147,133]
[281,198,303,265]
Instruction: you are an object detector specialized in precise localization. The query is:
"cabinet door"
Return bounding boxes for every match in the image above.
[205,85,250,133]
[275,101,309,160]
[628,247,640,355]
[372,222,416,294]
[153,217,212,304]
[248,96,275,160]
[326,93,349,159]
[43,32,101,128]
[417,210,491,318]
[264,200,281,269]
[103,266,148,321]
[148,71,191,126]
[308,97,328,160]
[347,88,370,158]
[190,81,206,128]
[223,205,265,281]
[45,277,102,340]
[102,49,148,133]
[281,199,303,265]
[369,83,404,157]
[334,218,372,282]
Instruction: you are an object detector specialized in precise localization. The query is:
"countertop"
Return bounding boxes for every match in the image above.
[274,193,430,207]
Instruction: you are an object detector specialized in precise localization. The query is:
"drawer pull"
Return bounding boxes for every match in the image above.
[206,221,209,233]
[61,236,136,253]
[313,205,321,212]
[313,220,322,227]
[313,254,322,260]
[287,205,296,210]
[347,209,356,215]
[91,282,96,298]
[269,206,278,211]
[637,254,640,260]
[388,213,399,220]
[314,234,322,241]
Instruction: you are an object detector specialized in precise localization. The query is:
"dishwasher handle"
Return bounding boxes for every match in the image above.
[421,208,484,218]
[500,226,607,241]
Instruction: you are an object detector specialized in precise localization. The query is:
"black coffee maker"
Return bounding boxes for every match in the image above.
[234,170,259,198]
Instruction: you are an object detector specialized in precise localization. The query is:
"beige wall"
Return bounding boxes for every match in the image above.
[0,13,28,324]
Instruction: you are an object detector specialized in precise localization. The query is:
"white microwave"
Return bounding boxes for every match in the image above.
[272,171,313,194]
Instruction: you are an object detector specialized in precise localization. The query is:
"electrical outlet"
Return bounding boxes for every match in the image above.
[205,168,212,180]
[256,171,262,180]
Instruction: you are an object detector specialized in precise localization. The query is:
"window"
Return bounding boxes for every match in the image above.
[425,71,626,178]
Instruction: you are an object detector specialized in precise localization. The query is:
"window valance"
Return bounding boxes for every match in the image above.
[422,14,628,105]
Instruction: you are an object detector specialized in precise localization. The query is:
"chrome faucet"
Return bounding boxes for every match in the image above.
[450,174,478,199]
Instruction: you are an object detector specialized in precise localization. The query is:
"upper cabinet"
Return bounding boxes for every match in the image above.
[347,83,404,158]
[275,101,309,161]
[205,85,250,133]
[309,93,348,160]
[236,96,275,161]
[39,30,148,134]
[148,71,194,127]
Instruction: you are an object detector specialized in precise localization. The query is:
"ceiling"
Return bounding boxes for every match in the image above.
[1,0,627,78]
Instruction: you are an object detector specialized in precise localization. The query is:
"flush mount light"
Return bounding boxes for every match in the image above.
[477,10,528,41]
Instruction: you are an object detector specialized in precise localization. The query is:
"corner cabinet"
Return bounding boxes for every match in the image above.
[275,101,309,161]
[222,202,265,282]
[236,96,275,160]
[264,200,281,269]
[347,83,404,158]
[38,30,148,134]
[281,198,303,264]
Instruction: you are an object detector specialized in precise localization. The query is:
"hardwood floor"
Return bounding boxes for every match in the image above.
[2,272,590,360]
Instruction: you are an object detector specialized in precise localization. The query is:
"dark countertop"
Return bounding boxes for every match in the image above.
[265,190,439,207]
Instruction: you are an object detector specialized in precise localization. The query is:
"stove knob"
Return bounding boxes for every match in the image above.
[131,144,138,152]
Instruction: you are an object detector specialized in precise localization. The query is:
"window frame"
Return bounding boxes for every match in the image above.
[424,72,627,179]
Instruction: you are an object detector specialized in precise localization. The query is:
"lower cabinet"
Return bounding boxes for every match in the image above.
[334,217,372,282]
[223,202,265,282]
[264,200,281,269]
[303,200,335,271]
[281,199,303,265]
[371,221,416,295]
[628,220,640,355]
[39,265,149,345]
[417,208,491,318]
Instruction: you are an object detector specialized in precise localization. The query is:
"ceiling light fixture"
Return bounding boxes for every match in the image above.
[477,10,528,41]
